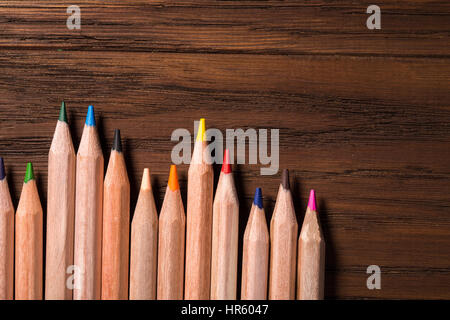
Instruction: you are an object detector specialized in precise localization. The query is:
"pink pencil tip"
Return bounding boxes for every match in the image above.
[308,189,317,211]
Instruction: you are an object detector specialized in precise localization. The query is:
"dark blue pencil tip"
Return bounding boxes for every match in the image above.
[253,187,263,209]
[0,157,5,180]
[85,105,96,126]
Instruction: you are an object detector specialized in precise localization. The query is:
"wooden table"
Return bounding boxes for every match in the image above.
[0,1,449,299]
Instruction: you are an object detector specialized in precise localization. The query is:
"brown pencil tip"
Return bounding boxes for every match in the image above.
[281,169,290,190]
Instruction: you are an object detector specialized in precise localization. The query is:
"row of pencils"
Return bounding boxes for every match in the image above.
[0,103,325,300]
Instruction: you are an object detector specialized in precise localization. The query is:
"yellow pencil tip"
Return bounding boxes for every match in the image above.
[196,118,206,142]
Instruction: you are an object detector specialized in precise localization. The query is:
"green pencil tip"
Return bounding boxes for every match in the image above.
[59,101,68,123]
[24,162,35,183]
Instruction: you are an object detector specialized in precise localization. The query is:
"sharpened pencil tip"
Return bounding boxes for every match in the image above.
[85,105,96,126]
[24,162,35,183]
[168,165,179,191]
[141,168,151,191]
[196,118,206,142]
[112,129,122,152]
[59,101,68,123]
[281,169,290,190]
[0,157,5,180]
[254,187,263,209]
[308,189,317,212]
[221,149,231,174]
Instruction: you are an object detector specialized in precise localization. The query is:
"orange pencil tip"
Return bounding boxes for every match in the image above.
[168,165,179,191]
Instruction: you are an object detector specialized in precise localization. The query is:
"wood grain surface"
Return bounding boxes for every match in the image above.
[0,1,449,299]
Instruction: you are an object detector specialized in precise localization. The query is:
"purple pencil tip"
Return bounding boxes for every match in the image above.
[0,157,5,180]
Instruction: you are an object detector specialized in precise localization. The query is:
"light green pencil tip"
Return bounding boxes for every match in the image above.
[59,101,68,123]
[24,162,35,183]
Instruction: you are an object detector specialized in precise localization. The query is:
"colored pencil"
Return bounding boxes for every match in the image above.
[185,118,214,299]
[101,129,130,300]
[74,105,104,300]
[45,102,76,300]
[297,190,325,300]
[241,188,269,300]
[15,163,43,300]
[269,169,298,300]
[210,149,239,300]
[130,168,158,300]
[0,158,14,300]
[157,165,185,300]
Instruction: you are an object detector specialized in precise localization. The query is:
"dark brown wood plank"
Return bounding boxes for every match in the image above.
[0,1,449,56]
[0,49,449,299]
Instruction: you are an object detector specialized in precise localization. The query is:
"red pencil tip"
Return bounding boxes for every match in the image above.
[308,189,317,212]
[221,149,231,174]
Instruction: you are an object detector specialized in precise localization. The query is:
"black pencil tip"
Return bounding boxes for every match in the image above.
[282,169,290,190]
[112,129,122,152]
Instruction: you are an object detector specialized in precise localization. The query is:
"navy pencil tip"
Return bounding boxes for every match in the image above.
[112,129,122,152]
[85,105,96,126]
[253,187,263,209]
[0,157,5,180]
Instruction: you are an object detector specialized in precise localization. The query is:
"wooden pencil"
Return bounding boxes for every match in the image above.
[130,168,158,300]
[297,190,325,300]
[0,157,14,300]
[45,102,76,300]
[101,129,130,300]
[210,149,239,300]
[74,105,104,300]
[269,169,298,300]
[185,118,214,299]
[15,163,43,300]
[157,165,185,300]
[241,188,269,300]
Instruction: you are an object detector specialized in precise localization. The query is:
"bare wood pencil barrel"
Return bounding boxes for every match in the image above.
[73,106,104,300]
[269,170,298,300]
[210,150,239,300]
[297,190,325,300]
[101,129,130,300]
[0,158,14,300]
[185,119,214,299]
[45,103,76,300]
[130,168,158,300]
[241,188,269,300]
[157,165,186,300]
[15,163,43,300]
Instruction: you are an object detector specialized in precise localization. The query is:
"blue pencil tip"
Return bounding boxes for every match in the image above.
[85,105,96,126]
[253,187,263,209]
[0,157,5,180]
